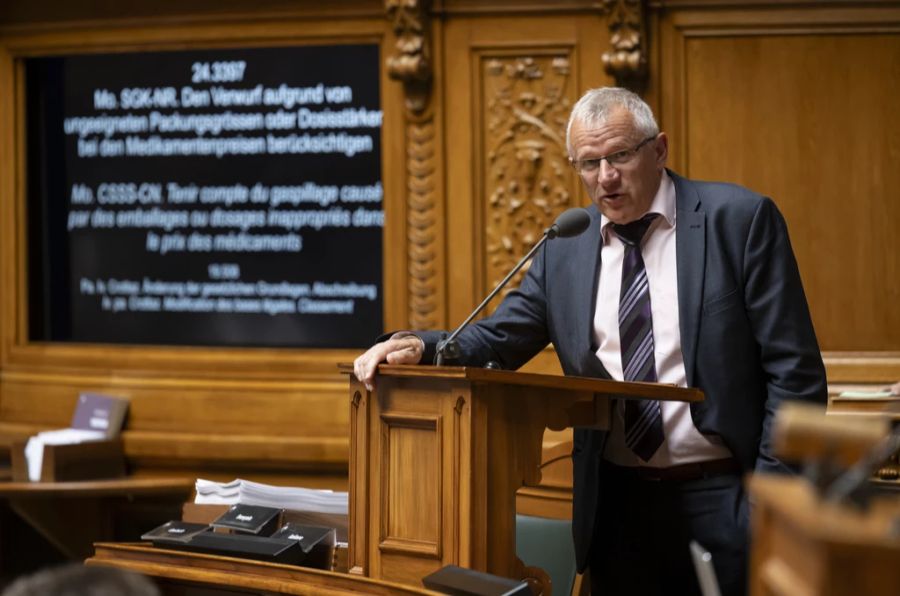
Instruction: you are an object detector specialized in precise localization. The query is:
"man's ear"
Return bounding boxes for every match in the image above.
[655,132,669,168]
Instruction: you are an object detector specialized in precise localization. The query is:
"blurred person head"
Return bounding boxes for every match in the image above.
[1,564,159,596]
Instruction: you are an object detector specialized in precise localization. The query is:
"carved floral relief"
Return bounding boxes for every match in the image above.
[481,55,574,304]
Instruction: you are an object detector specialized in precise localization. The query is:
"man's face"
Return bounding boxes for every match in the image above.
[569,108,667,225]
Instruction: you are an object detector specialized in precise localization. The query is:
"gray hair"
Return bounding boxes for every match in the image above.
[565,87,659,155]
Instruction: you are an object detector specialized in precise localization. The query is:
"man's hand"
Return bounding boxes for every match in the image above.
[890,381,900,396]
[353,335,424,391]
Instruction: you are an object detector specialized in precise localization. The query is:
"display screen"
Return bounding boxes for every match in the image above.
[26,44,384,348]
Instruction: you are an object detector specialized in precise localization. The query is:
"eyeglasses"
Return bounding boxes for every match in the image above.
[571,136,657,174]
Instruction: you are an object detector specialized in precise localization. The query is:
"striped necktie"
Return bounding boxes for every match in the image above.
[612,214,664,461]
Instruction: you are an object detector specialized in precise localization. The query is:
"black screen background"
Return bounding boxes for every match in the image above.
[26,45,384,348]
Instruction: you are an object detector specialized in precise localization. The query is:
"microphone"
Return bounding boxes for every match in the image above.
[435,207,591,366]
[546,206,592,239]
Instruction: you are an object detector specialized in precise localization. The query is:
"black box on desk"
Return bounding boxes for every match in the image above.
[210,504,282,536]
[423,565,531,596]
[179,532,303,565]
[271,523,336,570]
[141,521,211,547]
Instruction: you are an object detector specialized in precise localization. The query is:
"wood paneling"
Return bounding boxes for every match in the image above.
[443,12,613,321]
[655,0,900,384]
[381,414,441,551]
[0,2,406,488]
[685,34,900,352]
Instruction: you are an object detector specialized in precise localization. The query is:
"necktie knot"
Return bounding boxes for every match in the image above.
[612,213,658,247]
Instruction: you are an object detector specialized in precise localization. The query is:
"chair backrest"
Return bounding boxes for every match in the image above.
[515,514,577,596]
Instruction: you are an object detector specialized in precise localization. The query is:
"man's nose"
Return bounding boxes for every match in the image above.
[598,159,619,183]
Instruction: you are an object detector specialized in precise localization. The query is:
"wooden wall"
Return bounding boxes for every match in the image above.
[0,0,410,488]
[1,0,898,494]
[650,0,900,389]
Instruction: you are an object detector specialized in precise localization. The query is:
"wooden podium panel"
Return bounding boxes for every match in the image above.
[345,364,703,591]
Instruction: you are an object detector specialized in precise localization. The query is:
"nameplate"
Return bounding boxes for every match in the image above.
[211,503,282,535]
[270,523,335,569]
[141,520,211,545]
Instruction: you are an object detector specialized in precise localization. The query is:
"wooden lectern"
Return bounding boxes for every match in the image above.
[342,364,703,592]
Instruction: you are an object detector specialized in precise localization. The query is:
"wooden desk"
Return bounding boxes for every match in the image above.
[87,542,441,595]
[0,477,193,559]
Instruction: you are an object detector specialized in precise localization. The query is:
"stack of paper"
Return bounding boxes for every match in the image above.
[195,478,348,514]
[194,478,349,542]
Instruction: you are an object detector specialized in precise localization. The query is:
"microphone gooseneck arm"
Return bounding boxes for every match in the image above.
[434,234,550,366]
[433,207,591,366]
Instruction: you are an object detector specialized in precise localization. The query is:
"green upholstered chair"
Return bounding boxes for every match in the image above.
[516,514,578,596]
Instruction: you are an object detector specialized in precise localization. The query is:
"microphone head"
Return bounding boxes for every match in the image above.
[547,207,591,239]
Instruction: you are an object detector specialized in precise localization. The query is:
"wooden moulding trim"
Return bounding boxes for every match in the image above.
[823,353,900,383]
[378,537,440,557]
[0,5,387,38]
[516,487,573,521]
[0,423,349,466]
[651,0,900,9]
[0,26,389,66]
[674,24,900,38]
[516,486,572,504]
[433,0,611,16]
[1,361,352,386]
[665,5,900,32]
[346,352,900,388]
[89,542,438,594]
[0,477,194,498]
[3,343,363,379]
[352,364,704,402]
[123,432,349,464]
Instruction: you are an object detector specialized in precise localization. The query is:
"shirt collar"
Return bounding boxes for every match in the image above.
[600,170,676,244]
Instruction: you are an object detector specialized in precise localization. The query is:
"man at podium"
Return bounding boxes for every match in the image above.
[354,87,827,596]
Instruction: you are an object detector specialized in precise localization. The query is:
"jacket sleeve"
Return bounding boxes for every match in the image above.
[743,197,827,474]
[415,243,553,370]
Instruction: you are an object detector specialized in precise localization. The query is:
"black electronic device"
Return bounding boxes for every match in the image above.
[422,565,531,596]
[211,503,282,535]
[176,532,303,565]
[270,523,336,569]
[140,520,211,546]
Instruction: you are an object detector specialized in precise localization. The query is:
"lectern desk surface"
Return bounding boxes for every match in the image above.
[342,363,705,403]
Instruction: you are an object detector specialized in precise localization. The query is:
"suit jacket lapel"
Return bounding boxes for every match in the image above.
[672,171,705,387]
[573,207,611,378]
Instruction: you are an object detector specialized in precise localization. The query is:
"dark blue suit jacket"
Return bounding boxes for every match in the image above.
[418,171,827,570]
